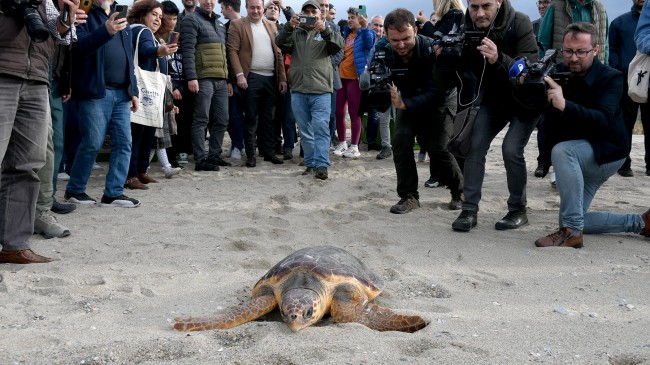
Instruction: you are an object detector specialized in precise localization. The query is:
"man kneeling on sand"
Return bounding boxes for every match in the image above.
[535,23,650,248]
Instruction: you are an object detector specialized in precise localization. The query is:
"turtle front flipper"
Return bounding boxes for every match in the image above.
[173,294,277,331]
[330,283,428,333]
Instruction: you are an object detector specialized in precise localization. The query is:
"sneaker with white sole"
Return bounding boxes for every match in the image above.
[231,147,242,160]
[177,153,189,164]
[332,141,348,156]
[34,210,71,239]
[163,166,182,178]
[342,145,361,158]
[100,194,141,208]
[64,191,97,205]
[57,172,70,181]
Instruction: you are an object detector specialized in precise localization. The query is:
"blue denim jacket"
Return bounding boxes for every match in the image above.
[635,1,650,55]
[72,2,138,100]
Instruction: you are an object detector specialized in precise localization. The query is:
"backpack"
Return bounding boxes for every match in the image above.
[628,51,650,103]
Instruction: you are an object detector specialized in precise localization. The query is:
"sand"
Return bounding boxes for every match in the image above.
[1,131,650,365]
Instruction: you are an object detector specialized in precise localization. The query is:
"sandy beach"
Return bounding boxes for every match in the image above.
[2,131,650,365]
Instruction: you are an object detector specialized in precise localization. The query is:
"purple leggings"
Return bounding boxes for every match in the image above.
[336,78,362,145]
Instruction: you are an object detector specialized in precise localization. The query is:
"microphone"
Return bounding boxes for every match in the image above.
[359,69,371,91]
[508,58,527,78]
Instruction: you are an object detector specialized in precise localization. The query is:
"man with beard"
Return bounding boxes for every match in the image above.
[451,0,538,232]
[534,23,649,248]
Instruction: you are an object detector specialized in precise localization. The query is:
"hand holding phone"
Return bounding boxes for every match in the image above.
[168,31,180,45]
[115,4,128,19]
[358,5,367,18]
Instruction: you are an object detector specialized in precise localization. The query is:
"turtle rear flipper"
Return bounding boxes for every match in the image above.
[173,295,277,331]
[330,283,428,333]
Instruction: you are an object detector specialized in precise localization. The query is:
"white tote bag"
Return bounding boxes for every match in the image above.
[628,51,650,104]
[131,27,166,128]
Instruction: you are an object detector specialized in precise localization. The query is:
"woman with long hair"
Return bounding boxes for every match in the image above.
[332,7,374,159]
[124,0,178,190]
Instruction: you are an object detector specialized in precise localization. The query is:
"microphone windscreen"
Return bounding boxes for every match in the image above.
[359,70,371,91]
[508,59,526,78]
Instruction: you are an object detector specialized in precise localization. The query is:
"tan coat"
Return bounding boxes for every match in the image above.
[226,17,286,83]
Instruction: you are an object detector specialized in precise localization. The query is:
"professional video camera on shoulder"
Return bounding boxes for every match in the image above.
[362,45,408,112]
[434,23,484,71]
[510,49,571,110]
[1,0,50,42]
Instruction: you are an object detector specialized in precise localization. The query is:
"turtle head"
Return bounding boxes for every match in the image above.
[280,289,323,332]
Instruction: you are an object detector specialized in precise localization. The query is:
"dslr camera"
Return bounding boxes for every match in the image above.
[366,48,407,112]
[511,49,571,110]
[1,0,49,42]
[434,24,485,71]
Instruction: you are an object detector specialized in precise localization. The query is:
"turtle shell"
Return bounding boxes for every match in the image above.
[254,246,385,295]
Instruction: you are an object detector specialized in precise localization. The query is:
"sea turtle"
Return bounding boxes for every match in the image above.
[173,246,428,333]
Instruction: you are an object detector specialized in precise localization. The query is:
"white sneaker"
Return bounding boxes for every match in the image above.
[163,166,182,178]
[332,141,348,156]
[57,172,70,181]
[178,153,189,164]
[34,210,71,239]
[342,145,360,158]
[231,147,242,160]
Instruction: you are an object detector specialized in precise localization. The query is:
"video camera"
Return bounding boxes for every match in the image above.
[1,0,49,42]
[362,48,407,112]
[434,24,485,71]
[510,49,571,110]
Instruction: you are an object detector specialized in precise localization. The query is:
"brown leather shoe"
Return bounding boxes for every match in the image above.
[125,177,149,190]
[535,227,584,248]
[246,156,256,168]
[0,249,55,264]
[641,209,650,237]
[137,173,158,184]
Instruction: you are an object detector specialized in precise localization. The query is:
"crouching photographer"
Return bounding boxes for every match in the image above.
[0,0,83,264]
[368,8,463,215]
[451,0,538,233]
[534,23,650,248]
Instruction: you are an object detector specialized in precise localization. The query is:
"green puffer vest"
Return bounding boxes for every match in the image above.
[552,0,607,63]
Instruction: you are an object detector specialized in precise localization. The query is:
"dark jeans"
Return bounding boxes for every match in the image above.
[243,73,277,158]
[168,84,195,157]
[64,98,81,175]
[461,106,537,212]
[128,123,156,177]
[282,88,296,150]
[228,84,245,151]
[426,93,463,195]
[191,78,229,161]
[621,79,650,170]
[367,109,379,146]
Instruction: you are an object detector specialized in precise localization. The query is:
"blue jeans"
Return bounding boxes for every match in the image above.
[552,140,643,233]
[292,92,331,168]
[462,106,537,212]
[329,90,337,144]
[66,88,132,197]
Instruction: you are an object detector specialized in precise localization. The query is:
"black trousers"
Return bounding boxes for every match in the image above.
[243,73,277,158]
[621,79,650,170]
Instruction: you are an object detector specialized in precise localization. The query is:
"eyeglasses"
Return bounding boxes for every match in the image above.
[561,49,594,58]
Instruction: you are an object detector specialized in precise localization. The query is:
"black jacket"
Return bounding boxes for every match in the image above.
[460,0,538,115]
[542,59,628,166]
[380,34,445,116]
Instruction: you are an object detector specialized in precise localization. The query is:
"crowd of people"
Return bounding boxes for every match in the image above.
[2,0,650,264]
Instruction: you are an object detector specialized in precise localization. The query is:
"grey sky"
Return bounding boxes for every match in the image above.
[132,0,633,25]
